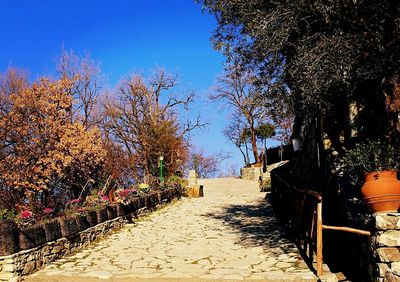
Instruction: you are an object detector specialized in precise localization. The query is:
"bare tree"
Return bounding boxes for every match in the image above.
[57,49,103,128]
[102,69,202,182]
[223,118,250,166]
[187,148,230,178]
[212,64,265,164]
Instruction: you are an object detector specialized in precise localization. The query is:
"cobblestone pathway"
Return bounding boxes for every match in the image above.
[27,178,317,281]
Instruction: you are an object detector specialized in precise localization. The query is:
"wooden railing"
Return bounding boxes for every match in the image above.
[271,171,371,276]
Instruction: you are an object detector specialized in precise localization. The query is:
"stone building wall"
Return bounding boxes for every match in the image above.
[240,167,262,181]
[372,213,400,281]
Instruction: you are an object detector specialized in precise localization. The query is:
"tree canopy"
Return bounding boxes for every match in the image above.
[201,0,400,146]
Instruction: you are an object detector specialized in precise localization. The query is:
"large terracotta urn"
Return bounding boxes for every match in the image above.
[361,170,400,213]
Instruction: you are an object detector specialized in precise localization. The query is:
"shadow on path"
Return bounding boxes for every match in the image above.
[201,195,298,255]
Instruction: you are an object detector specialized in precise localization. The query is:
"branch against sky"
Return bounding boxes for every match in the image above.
[57,49,104,129]
[201,0,400,145]
[101,69,203,182]
[211,63,268,164]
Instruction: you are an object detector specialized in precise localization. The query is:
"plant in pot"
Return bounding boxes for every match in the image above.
[17,210,47,250]
[41,207,62,242]
[0,208,18,255]
[341,139,400,213]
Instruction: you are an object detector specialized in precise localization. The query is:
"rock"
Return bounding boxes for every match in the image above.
[392,262,400,273]
[0,272,16,280]
[376,214,400,230]
[319,273,338,282]
[377,231,400,247]
[377,263,391,276]
[2,263,15,272]
[22,261,36,275]
[83,270,112,279]
[377,248,400,262]
[384,271,400,282]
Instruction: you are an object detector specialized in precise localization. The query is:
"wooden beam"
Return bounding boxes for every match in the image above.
[322,225,371,236]
[316,201,323,276]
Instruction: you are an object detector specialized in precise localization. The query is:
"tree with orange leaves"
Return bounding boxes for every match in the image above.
[0,71,105,211]
[102,70,200,184]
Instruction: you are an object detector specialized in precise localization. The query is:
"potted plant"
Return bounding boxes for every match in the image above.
[41,208,62,242]
[17,210,47,249]
[342,139,400,213]
[0,208,18,255]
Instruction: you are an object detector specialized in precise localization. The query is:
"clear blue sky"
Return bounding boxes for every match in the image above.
[0,0,276,174]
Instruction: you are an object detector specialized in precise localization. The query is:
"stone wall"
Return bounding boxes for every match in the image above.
[0,190,180,281]
[240,167,262,181]
[372,213,400,281]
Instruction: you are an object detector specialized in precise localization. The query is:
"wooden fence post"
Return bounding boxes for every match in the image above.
[317,200,323,276]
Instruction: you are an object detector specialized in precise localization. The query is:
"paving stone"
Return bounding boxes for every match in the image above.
[81,270,112,279]
[25,178,317,281]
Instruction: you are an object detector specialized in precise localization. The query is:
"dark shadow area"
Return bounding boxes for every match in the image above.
[200,194,302,256]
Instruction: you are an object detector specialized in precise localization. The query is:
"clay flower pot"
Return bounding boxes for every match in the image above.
[0,220,18,255]
[157,192,163,203]
[116,203,127,217]
[43,219,62,242]
[18,224,46,250]
[86,210,98,227]
[106,205,117,220]
[76,214,90,231]
[96,207,108,223]
[58,217,78,237]
[151,193,157,207]
[144,195,152,209]
[361,170,400,213]
[138,197,145,209]
[130,198,139,213]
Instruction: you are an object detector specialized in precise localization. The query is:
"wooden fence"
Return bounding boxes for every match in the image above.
[271,171,371,276]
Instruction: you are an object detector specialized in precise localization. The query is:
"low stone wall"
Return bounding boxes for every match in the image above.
[240,167,262,181]
[0,189,180,281]
[372,213,400,281]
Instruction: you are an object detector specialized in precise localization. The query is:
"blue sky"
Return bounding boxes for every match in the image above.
[0,0,273,174]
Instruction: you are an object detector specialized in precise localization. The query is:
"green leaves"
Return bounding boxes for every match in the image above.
[341,139,400,185]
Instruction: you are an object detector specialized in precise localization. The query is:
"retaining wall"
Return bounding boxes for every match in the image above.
[0,188,180,281]
[372,213,400,281]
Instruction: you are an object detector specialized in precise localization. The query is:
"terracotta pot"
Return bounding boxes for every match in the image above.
[138,197,145,209]
[144,195,152,209]
[96,207,108,223]
[116,203,127,217]
[151,193,158,206]
[106,205,117,220]
[0,220,18,255]
[361,170,400,213]
[86,210,98,227]
[58,217,78,237]
[157,192,163,203]
[76,215,90,231]
[19,224,46,250]
[131,198,139,212]
[43,219,62,242]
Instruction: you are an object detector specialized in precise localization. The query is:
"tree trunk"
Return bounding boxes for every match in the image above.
[249,127,259,163]
[244,141,250,165]
[237,146,248,166]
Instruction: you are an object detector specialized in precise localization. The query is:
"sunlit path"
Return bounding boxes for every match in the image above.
[26,178,316,281]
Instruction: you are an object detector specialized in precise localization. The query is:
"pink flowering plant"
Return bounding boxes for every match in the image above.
[114,188,137,204]
[16,209,35,226]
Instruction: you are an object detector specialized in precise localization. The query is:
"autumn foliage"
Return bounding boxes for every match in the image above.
[102,71,192,184]
[0,61,196,213]
[0,71,105,211]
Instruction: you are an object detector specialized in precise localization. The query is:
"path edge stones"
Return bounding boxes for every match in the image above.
[0,189,181,282]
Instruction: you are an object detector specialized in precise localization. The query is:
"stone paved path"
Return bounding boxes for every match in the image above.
[26,178,317,281]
